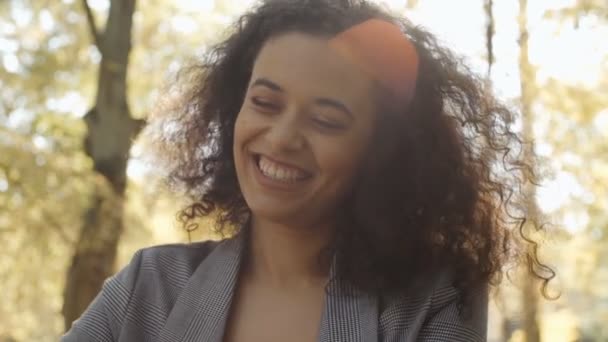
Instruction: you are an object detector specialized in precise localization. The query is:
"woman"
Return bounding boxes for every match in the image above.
[63,0,553,341]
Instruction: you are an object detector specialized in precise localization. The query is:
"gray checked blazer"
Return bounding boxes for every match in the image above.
[62,232,488,341]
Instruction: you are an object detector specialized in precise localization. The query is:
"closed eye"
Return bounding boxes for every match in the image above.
[251,97,279,110]
[312,117,346,130]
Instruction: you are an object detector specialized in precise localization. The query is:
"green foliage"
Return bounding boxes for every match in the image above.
[0,1,96,338]
[533,1,608,340]
[0,0,246,339]
[544,0,608,25]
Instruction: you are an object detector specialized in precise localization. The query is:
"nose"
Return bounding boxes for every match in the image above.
[265,109,305,153]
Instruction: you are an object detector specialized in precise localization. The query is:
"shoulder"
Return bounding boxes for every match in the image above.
[107,239,223,313]
[379,270,488,341]
[61,240,224,341]
[121,239,223,294]
[110,240,224,338]
[135,239,222,276]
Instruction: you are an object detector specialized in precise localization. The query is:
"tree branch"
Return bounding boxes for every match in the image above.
[81,0,103,53]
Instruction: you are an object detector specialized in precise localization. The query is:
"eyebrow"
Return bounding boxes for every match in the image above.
[250,77,283,92]
[250,77,354,118]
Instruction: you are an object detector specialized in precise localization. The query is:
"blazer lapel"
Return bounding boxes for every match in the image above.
[317,266,379,342]
[157,232,380,342]
[158,234,245,342]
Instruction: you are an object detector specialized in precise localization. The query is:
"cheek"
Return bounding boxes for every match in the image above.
[315,134,370,185]
[233,112,254,170]
[233,113,245,145]
[234,110,258,148]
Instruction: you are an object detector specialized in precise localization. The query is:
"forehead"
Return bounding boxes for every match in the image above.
[251,32,375,105]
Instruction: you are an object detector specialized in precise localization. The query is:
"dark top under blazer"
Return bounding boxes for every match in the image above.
[62,233,488,341]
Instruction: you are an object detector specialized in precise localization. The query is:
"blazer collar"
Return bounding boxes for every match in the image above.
[159,233,378,342]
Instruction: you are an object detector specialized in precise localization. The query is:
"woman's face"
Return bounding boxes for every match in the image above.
[233,32,377,228]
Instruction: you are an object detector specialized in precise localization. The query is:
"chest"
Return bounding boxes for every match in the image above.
[222,280,326,342]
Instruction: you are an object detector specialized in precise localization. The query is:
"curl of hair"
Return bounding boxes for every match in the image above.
[143,0,555,303]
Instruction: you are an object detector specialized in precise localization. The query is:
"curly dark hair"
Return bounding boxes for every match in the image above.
[144,0,555,302]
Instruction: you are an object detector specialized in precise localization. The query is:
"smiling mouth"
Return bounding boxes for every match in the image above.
[252,154,312,183]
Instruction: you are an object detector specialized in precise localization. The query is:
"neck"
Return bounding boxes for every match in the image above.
[243,216,334,289]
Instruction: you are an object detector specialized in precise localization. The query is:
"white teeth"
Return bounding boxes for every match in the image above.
[257,156,307,182]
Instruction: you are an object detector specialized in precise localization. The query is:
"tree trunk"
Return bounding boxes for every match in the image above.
[63,0,141,330]
[518,0,541,341]
[484,0,495,77]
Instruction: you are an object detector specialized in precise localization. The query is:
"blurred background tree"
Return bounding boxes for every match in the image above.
[61,0,139,329]
[0,0,606,340]
[536,0,608,339]
[0,0,235,339]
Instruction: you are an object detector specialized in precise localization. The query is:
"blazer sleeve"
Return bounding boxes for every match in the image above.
[417,284,489,342]
[61,250,143,342]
